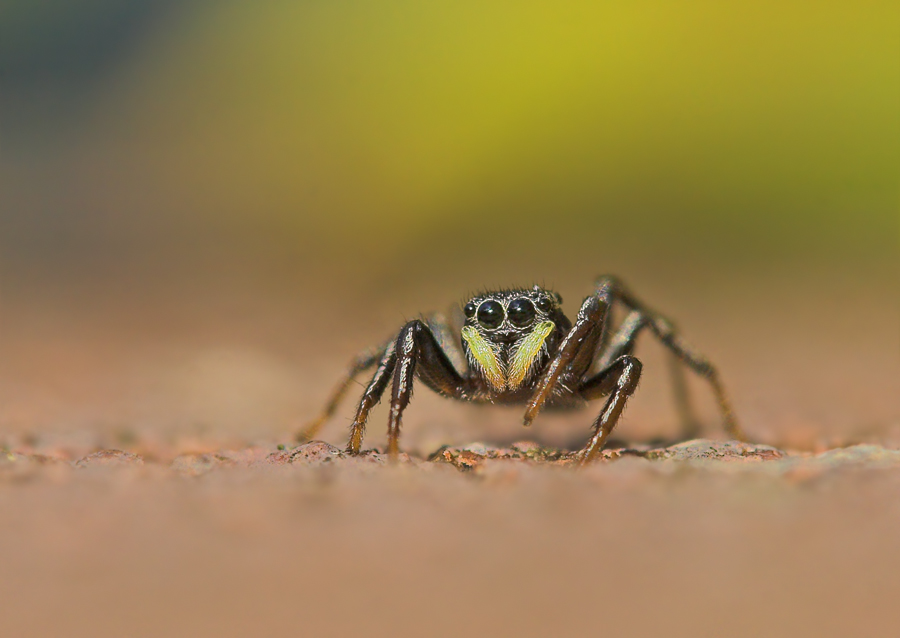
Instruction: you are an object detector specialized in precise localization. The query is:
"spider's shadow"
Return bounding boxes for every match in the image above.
[465,430,697,452]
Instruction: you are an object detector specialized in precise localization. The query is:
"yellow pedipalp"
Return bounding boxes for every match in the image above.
[461,325,505,391]
[508,321,555,390]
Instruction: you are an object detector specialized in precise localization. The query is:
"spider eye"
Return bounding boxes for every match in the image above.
[476,300,504,329]
[507,298,536,327]
[535,297,552,313]
[463,301,477,318]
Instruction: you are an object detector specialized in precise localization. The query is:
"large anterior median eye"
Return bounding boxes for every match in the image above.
[507,298,536,327]
[476,300,504,329]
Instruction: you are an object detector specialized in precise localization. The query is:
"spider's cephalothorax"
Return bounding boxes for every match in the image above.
[458,288,569,399]
[300,276,745,463]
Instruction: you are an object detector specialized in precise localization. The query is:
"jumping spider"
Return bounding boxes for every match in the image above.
[300,276,744,463]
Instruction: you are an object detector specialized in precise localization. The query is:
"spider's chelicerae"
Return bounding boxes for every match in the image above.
[300,276,744,463]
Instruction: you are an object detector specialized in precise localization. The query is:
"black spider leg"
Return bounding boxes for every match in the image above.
[576,354,643,463]
[594,309,643,370]
[596,276,744,441]
[594,309,702,440]
[577,308,692,461]
[424,309,470,379]
[300,311,462,444]
[348,320,471,458]
[667,347,701,439]
[346,340,398,454]
[524,276,743,456]
[518,280,637,463]
[295,341,391,442]
[523,278,617,428]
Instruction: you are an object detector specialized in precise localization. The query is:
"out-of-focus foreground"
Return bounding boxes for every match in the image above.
[0,2,897,637]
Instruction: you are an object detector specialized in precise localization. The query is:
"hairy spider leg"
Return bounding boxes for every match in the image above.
[298,311,464,443]
[346,340,398,454]
[350,320,471,457]
[518,281,641,461]
[577,355,643,463]
[667,351,700,439]
[523,280,616,426]
[597,275,747,441]
[644,313,745,441]
[295,342,390,442]
[384,320,472,458]
[593,309,643,371]
[524,276,744,459]
[595,275,744,441]
[594,309,702,440]
[424,311,469,376]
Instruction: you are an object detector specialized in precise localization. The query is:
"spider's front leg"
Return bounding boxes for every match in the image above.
[577,354,643,462]
[522,281,627,462]
[524,276,744,463]
[347,319,470,458]
[595,276,744,441]
[523,280,616,427]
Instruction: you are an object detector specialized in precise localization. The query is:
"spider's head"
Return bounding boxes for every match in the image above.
[460,285,562,391]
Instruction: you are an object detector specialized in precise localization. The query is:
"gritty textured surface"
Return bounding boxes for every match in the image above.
[3,434,900,638]
[7,438,900,477]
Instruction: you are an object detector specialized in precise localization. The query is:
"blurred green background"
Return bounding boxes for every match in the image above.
[1,0,896,291]
[0,1,897,443]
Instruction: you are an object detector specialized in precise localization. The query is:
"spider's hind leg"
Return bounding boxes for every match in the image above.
[596,276,744,441]
[595,309,702,440]
[295,342,391,442]
[524,276,744,462]
[668,350,702,440]
[345,340,398,454]
[641,312,744,441]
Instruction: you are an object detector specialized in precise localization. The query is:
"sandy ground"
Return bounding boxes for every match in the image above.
[1,266,898,638]
[2,438,900,638]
